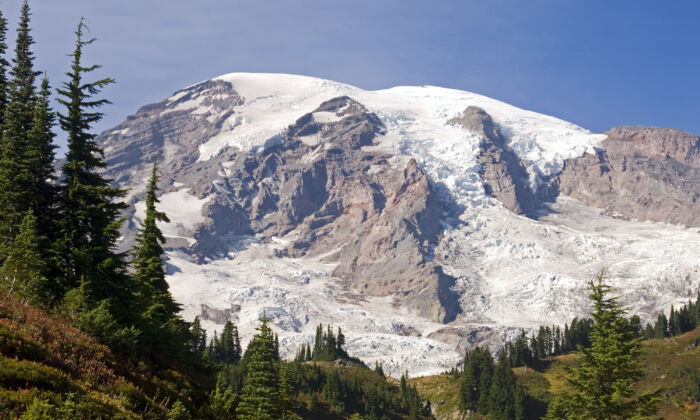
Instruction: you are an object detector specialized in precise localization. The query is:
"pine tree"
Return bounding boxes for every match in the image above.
[0,211,46,303]
[55,20,129,315]
[545,271,659,419]
[0,1,39,260]
[236,315,281,419]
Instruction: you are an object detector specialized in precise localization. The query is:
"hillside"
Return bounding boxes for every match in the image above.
[409,327,700,419]
[0,293,432,419]
[0,293,214,419]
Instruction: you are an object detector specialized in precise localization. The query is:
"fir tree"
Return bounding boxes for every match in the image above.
[26,77,57,248]
[216,320,241,364]
[55,20,129,314]
[337,327,346,353]
[313,323,323,359]
[131,162,187,352]
[0,1,39,259]
[209,373,238,418]
[654,312,668,339]
[0,211,46,303]
[545,271,659,419]
[189,316,207,356]
[0,9,9,124]
[488,351,519,420]
[374,361,385,378]
[278,362,299,419]
[236,315,281,419]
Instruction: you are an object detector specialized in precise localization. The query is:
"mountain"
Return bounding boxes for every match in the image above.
[99,73,700,377]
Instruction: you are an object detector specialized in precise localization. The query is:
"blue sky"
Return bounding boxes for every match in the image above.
[2,1,699,150]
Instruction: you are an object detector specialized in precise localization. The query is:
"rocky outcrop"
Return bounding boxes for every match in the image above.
[556,126,700,226]
[220,96,460,322]
[450,106,541,216]
[450,108,700,227]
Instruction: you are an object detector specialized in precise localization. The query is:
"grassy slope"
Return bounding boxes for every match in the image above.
[410,327,700,420]
[0,294,208,419]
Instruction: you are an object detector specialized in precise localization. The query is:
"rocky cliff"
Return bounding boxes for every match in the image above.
[555,126,700,226]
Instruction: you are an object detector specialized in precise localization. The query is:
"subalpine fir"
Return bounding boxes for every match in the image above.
[0,2,39,259]
[55,20,129,317]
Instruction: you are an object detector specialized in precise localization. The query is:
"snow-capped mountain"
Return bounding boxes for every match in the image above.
[100,73,700,377]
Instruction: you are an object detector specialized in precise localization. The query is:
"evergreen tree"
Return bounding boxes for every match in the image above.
[55,20,129,316]
[26,77,57,251]
[236,315,280,419]
[209,372,238,418]
[0,211,46,303]
[0,9,8,123]
[216,320,241,364]
[459,346,494,414]
[0,1,39,259]
[374,361,385,378]
[189,316,207,356]
[563,323,572,352]
[337,326,345,353]
[209,331,219,362]
[488,351,519,420]
[546,271,658,419]
[654,312,668,339]
[167,400,191,420]
[131,162,188,353]
[644,323,655,340]
[514,385,524,420]
[628,314,642,338]
[313,323,323,359]
[278,362,299,419]
[274,333,280,361]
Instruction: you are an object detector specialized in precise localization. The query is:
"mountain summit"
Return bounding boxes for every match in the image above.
[99,73,700,376]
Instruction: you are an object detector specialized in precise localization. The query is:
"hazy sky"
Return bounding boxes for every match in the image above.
[3,1,699,151]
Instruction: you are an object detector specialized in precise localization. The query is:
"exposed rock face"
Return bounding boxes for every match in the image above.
[427,326,502,356]
[450,106,540,216]
[450,109,700,227]
[556,126,700,226]
[102,87,460,323]
[221,96,460,322]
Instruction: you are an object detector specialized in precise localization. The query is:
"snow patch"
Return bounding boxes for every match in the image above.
[134,189,211,241]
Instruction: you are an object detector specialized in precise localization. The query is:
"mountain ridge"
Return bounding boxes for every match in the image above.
[98,73,700,377]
